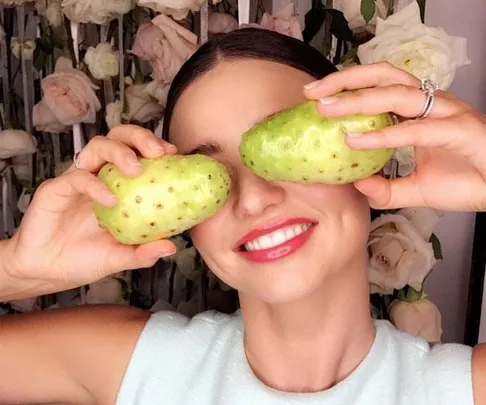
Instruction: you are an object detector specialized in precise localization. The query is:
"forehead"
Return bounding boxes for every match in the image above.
[169,59,314,154]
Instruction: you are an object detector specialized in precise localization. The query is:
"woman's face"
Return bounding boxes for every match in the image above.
[169,59,371,304]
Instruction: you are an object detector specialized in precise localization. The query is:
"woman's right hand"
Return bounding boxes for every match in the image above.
[2,125,178,301]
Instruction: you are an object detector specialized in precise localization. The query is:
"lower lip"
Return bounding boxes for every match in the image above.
[237,225,316,263]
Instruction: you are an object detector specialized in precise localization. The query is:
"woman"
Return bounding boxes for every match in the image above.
[0,29,486,404]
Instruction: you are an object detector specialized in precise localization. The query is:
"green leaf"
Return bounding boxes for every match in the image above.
[33,37,55,71]
[429,233,443,260]
[360,0,376,24]
[302,6,326,43]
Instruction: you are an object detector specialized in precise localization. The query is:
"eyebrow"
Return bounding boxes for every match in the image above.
[185,109,284,157]
[187,142,223,157]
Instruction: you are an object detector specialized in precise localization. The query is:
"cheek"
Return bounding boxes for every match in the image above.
[190,203,232,252]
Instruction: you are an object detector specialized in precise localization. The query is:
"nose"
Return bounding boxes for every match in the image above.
[233,169,285,220]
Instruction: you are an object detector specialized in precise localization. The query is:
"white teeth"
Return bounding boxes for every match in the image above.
[285,227,295,240]
[243,223,313,252]
[259,236,273,249]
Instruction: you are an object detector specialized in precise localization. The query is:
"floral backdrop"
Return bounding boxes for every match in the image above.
[0,0,471,344]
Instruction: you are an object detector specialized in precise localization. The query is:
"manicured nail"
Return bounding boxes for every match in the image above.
[126,155,142,167]
[347,132,363,138]
[160,248,177,257]
[319,97,339,105]
[148,139,164,150]
[103,191,117,204]
[304,80,319,89]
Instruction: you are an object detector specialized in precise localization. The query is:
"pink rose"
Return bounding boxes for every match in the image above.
[37,68,101,126]
[208,12,238,34]
[131,23,165,61]
[389,297,443,343]
[33,100,70,133]
[131,14,198,84]
[241,3,303,40]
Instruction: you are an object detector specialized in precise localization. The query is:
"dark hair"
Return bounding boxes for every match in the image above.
[161,28,338,141]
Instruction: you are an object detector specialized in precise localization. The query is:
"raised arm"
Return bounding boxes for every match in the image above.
[0,305,149,405]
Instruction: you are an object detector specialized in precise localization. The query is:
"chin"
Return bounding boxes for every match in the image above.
[236,249,330,305]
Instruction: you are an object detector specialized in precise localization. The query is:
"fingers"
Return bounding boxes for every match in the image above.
[106,124,177,155]
[344,113,486,161]
[34,170,116,212]
[104,240,177,275]
[74,125,177,176]
[304,62,421,97]
[354,175,424,210]
[315,85,466,120]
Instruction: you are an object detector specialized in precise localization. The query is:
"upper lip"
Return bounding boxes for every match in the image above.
[234,217,318,250]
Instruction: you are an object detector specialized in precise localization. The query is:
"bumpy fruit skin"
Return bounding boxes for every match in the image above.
[93,154,231,245]
[239,100,395,184]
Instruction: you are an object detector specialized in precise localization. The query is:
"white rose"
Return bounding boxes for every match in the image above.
[62,0,135,24]
[137,0,205,20]
[105,100,122,129]
[357,2,470,90]
[84,43,119,80]
[208,12,238,34]
[123,83,163,123]
[86,277,127,305]
[16,188,32,214]
[144,80,170,106]
[36,0,63,27]
[0,130,37,159]
[368,210,437,294]
[389,297,443,343]
[13,155,31,183]
[10,37,36,60]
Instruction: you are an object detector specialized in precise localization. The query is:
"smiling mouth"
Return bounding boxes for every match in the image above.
[238,222,316,252]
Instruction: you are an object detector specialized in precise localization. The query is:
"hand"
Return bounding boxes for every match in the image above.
[4,125,178,300]
[304,62,486,212]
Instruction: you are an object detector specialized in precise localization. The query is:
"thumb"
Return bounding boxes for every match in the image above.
[354,175,425,210]
[103,239,177,276]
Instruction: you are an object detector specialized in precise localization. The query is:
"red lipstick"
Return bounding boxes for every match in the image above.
[235,218,317,263]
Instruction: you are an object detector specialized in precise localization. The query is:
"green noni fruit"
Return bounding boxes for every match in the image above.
[93,154,231,245]
[239,100,395,184]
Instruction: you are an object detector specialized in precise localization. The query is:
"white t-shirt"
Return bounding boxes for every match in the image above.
[116,310,473,405]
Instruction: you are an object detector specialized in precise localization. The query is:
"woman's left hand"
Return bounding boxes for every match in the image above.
[303,62,486,212]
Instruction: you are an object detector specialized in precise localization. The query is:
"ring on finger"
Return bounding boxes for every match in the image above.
[73,151,83,170]
[415,78,438,120]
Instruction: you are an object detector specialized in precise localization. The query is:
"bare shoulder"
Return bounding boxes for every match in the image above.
[52,305,151,404]
[0,304,150,405]
[472,344,486,405]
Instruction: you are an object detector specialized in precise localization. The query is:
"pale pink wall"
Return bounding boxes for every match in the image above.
[423,0,486,343]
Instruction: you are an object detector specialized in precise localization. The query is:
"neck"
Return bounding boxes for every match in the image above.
[239,255,375,393]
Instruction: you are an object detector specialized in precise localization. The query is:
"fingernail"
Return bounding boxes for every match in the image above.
[148,139,164,150]
[304,80,319,90]
[159,248,177,257]
[319,97,339,105]
[126,155,142,167]
[103,191,117,203]
[347,132,363,138]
